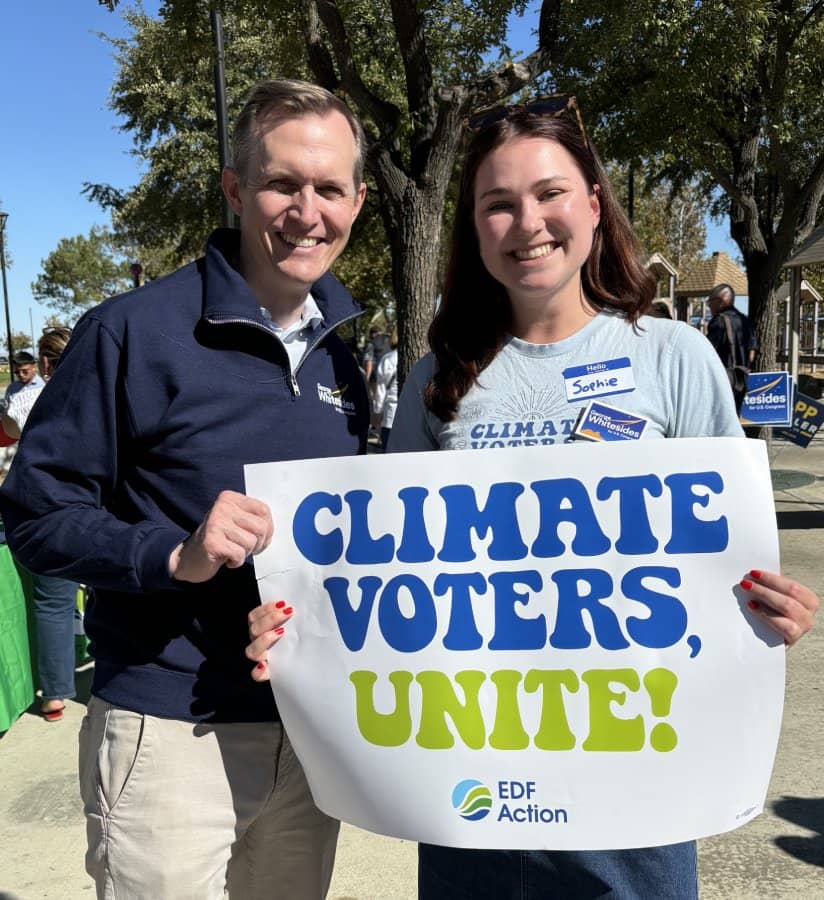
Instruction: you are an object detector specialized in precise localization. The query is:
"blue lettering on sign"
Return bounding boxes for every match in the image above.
[571,375,619,396]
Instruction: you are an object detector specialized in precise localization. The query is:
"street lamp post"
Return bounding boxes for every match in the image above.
[0,211,13,369]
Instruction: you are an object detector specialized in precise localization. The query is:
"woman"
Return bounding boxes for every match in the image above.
[4,327,78,722]
[247,98,817,898]
[372,326,399,451]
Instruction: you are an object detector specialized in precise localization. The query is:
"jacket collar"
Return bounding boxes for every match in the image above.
[201,228,362,330]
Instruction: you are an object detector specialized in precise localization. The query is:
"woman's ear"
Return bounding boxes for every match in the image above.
[590,184,602,229]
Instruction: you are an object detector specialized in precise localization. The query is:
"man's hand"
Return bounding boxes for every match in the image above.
[169,490,274,583]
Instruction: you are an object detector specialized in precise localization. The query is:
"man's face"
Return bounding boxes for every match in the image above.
[14,362,36,384]
[222,110,366,302]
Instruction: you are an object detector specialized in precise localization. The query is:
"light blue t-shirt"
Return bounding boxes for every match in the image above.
[390,312,743,452]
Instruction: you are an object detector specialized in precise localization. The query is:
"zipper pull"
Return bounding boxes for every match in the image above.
[290,374,301,397]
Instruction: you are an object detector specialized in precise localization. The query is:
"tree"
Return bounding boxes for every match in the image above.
[550,1,824,369]
[10,331,33,352]
[607,165,708,274]
[89,2,396,321]
[99,0,564,379]
[32,227,133,321]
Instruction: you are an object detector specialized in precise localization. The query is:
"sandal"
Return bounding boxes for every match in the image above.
[41,703,65,723]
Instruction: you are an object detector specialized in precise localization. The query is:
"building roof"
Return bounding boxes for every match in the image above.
[786,223,824,268]
[675,251,748,297]
[645,252,678,278]
[775,279,823,304]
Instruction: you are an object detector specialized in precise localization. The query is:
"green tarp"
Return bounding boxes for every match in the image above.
[0,544,35,732]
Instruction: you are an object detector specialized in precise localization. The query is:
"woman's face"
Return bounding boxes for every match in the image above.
[472,136,600,311]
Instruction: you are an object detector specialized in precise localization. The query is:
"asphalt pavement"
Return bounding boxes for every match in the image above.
[1,433,822,900]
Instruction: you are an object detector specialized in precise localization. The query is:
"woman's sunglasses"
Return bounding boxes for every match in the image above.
[466,94,588,146]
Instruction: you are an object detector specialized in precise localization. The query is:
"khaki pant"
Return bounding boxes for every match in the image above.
[79,696,339,899]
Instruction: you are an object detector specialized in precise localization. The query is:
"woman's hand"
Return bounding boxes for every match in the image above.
[740,570,819,646]
[246,600,294,681]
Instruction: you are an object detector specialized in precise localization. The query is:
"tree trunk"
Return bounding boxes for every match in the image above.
[743,253,780,373]
[390,184,444,386]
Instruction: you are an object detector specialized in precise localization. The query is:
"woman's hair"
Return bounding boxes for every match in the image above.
[425,111,656,422]
[38,326,72,370]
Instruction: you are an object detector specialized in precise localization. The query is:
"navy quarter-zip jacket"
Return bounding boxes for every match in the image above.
[0,229,369,722]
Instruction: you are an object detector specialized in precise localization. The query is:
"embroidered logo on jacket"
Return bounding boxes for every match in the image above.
[317,382,357,416]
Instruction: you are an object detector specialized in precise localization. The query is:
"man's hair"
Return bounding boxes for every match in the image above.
[231,79,367,187]
[708,283,735,306]
[425,111,655,422]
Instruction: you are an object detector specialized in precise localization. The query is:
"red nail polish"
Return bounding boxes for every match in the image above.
[275,601,286,609]
[283,607,293,616]
[274,626,285,635]
[747,599,760,610]
[750,570,762,579]
[740,579,753,591]
[256,661,266,670]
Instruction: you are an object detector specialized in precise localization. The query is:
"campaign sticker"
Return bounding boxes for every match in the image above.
[740,372,793,427]
[562,357,635,402]
[572,400,649,442]
[776,392,824,447]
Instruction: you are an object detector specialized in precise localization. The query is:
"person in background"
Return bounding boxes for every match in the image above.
[0,79,368,899]
[706,282,756,369]
[372,326,399,450]
[650,298,673,319]
[3,327,78,722]
[362,325,391,384]
[4,349,44,403]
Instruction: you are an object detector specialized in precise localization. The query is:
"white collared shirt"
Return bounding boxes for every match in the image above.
[260,294,325,374]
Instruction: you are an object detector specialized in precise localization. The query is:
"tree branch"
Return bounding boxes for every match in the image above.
[791,152,824,238]
[791,0,824,44]
[389,0,436,171]
[309,0,402,139]
[450,0,561,110]
[303,0,339,92]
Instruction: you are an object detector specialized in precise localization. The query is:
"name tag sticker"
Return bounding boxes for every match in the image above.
[562,357,635,401]
[572,400,649,442]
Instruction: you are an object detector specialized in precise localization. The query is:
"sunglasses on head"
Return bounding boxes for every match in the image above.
[466,94,588,145]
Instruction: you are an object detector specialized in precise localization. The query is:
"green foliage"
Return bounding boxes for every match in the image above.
[32,227,133,321]
[551,0,824,371]
[10,331,33,352]
[553,1,824,257]
[607,163,708,275]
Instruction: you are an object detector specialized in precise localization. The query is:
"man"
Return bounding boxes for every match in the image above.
[706,282,757,411]
[5,349,44,402]
[0,80,369,899]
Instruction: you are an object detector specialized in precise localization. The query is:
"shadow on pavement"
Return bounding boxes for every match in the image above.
[776,509,824,530]
[772,795,824,868]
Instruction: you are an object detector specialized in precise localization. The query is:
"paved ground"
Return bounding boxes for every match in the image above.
[1,434,822,900]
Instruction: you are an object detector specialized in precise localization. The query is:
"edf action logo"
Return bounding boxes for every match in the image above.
[452,780,492,821]
[452,780,569,825]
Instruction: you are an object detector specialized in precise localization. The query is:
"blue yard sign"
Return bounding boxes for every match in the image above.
[740,372,793,427]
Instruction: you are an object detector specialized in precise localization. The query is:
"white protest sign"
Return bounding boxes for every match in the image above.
[245,437,783,850]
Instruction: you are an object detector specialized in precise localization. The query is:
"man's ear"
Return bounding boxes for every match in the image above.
[351,182,367,222]
[221,167,244,217]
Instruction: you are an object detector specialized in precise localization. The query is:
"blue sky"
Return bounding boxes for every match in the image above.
[0,1,739,344]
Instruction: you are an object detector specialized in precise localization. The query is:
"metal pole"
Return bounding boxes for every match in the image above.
[0,214,13,368]
[789,266,801,381]
[211,7,233,228]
